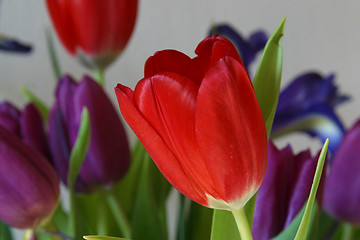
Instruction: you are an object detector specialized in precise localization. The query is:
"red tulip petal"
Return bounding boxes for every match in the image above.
[115,83,208,205]
[141,73,223,200]
[195,36,244,71]
[144,50,203,84]
[195,56,267,205]
[70,0,137,55]
[46,0,76,54]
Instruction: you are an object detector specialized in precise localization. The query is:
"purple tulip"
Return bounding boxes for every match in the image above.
[252,141,322,240]
[209,24,267,74]
[0,124,59,228]
[48,75,130,193]
[0,102,50,158]
[323,120,360,223]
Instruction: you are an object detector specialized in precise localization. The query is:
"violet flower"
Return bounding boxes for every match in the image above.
[209,24,267,73]
[271,72,349,154]
[252,141,322,240]
[323,120,360,223]
[48,75,130,193]
[0,102,49,158]
[0,103,59,228]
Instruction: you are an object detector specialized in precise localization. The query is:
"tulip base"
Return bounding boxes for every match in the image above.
[231,208,253,240]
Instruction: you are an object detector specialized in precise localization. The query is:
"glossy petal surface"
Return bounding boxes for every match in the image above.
[209,24,267,74]
[46,0,138,70]
[115,36,267,209]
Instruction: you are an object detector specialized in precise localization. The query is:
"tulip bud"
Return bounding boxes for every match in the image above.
[48,75,130,193]
[115,36,268,210]
[0,102,50,159]
[0,126,59,228]
[45,0,138,71]
[323,120,360,223]
[252,141,324,240]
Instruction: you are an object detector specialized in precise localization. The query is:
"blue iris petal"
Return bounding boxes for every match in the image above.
[272,72,349,154]
[0,35,32,53]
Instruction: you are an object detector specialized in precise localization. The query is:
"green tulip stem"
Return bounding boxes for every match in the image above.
[94,69,105,87]
[45,28,62,81]
[106,191,131,239]
[231,208,253,240]
[342,223,356,240]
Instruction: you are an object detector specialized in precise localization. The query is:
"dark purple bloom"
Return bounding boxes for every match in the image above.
[323,120,360,223]
[271,72,349,154]
[0,34,32,53]
[252,141,321,240]
[0,102,49,158]
[48,75,130,193]
[209,24,267,73]
[0,110,59,228]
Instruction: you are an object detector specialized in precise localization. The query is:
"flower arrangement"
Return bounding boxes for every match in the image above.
[0,1,357,240]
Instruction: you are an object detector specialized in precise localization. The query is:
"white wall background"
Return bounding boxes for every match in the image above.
[1,0,360,238]
[1,0,359,153]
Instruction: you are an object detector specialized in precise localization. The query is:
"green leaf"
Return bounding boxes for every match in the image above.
[185,202,213,240]
[45,28,62,81]
[113,140,147,217]
[130,154,168,240]
[67,107,91,189]
[210,210,240,240]
[52,204,69,235]
[0,221,13,240]
[20,86,49,122]
[67,108,91,239]
[84,236,128,240]
[253,17,285,137]
[294,139,329,240]
[271,204,317,240]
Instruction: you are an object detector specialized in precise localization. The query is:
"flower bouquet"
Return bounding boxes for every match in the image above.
[0,1,357,240]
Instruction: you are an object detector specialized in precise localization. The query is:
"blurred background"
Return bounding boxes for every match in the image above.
[0,0,359,152]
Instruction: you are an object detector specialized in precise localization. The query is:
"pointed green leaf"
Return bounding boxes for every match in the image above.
[185,202,213,240]
[20,86,49,122]
[68,107,91,189]
[84,236,128,240]
[253,17,285,137]
[67,108,91,239]
[45,28,62,81]
[272,204,317,240]
[294,139,329,240]
[131,154,167,240]
[113,140,147,217]
[0,221,13,240]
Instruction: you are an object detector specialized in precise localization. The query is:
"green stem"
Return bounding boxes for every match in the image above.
[68,188,79,239]
[231,208,253,240]
[45,28,62,81]
[176,193,186,240]
[342,223,356,240]
[106,191,131,239]
[97,193,109,235]
[93,69,105,87]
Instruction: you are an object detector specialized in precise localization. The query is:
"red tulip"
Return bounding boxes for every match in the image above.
[115,36,268,210]
[46,0,138,70]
